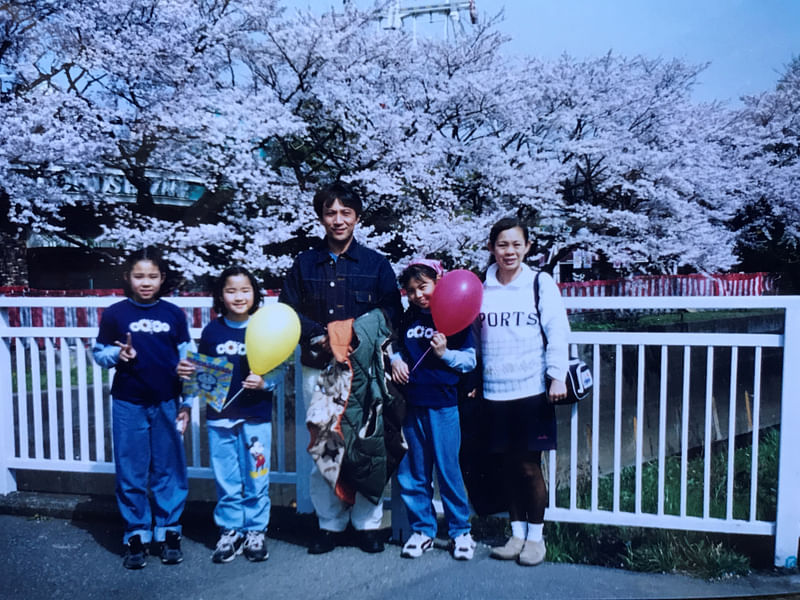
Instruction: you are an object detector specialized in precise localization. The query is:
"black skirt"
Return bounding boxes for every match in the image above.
[486,393,557,453]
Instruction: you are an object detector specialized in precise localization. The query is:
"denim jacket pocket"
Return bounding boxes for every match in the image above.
[354,290,374,304]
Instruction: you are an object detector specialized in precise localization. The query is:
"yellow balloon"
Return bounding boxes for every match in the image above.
[245,303,301,375]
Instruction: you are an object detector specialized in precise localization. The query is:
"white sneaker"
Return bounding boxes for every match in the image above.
[452,532,476,561]
[401,532,434,558]
[212,529,243,563]
[243,530,269,562]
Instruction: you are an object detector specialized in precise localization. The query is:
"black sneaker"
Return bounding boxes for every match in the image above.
[358,529,385,554]
[212,530,244,563]
[243,530,269,562]
[308,530,338,555]
[123,534,147,570]
[159,530,183,565]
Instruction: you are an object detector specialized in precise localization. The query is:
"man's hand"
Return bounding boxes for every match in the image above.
[114,333,137,363]
[391,358,410,384]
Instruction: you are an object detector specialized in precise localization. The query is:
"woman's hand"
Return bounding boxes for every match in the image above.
[391,358,409,384]
[242,371,265,390]
[176,358,195,380]
[115,333,137,362]
[548,378,567,403]
[430,332,447,358]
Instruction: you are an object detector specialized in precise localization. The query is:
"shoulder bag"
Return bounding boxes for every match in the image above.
[533,271,593,405]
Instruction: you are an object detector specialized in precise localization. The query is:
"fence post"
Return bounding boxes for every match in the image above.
[293,346,313,513]
[0,309,18,494]
[774,297,800,568]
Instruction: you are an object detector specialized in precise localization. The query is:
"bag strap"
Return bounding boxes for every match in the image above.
[533,271,549,350]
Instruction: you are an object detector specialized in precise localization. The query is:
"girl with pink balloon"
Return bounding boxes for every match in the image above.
[479,217,570,567]
[177,265,283,565]
[390,258,481,561]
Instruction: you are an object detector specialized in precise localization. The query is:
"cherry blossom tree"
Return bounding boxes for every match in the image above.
[733,57,800,291]
[0,0,752,285]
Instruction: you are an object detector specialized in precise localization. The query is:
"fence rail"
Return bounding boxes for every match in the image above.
[560,272,772,297]
[1,294,798,568]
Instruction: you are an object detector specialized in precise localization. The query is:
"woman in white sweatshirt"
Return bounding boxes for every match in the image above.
[479,217,570,567]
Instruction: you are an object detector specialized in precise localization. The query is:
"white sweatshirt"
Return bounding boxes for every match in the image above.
[480,263,570,401]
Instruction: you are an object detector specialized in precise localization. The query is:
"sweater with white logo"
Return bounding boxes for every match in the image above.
[198,317,272,422]
[395,307,476,408]
[480,264,570,401]
[95,298,190,403]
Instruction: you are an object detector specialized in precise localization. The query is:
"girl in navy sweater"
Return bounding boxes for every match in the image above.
[93,248,191,569]
[391,259,477,560]
[177,266,276,564]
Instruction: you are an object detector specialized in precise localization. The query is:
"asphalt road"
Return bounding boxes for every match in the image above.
[1,507,799,600]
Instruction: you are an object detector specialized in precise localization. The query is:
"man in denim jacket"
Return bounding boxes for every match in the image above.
[279,181,402,555]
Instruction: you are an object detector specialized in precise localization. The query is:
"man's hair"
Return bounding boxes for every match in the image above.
[313,181,363,218]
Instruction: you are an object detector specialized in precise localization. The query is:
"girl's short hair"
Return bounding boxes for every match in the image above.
[212,265,263,316]
[398,263,439,289]
[121,247,171,299]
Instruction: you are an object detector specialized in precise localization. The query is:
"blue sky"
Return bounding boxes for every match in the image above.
[303,0,799,103]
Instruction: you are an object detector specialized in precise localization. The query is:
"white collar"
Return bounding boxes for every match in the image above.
[485,263,534,289]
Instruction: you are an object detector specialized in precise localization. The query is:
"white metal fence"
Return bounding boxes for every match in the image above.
[1,295,798,567]
[0,296,313,513]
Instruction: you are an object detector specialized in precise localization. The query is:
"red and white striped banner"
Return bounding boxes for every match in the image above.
[558,272,773,298]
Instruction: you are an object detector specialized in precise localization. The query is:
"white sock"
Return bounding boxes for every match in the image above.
[526,522,544,542]
[510,521,527,539]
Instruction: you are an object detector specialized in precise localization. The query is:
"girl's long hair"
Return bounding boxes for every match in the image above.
[212,265,263,316]
[121,247,172,299]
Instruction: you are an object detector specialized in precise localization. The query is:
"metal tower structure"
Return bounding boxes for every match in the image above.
[377,1,478,40]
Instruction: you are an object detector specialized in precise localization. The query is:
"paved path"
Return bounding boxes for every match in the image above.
[1,496,799,600]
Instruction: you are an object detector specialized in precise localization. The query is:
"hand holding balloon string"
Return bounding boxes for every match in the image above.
[410,270,482,373]
[226,303,301,403]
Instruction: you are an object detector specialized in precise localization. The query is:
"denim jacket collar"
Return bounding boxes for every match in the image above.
[312,237,365,265]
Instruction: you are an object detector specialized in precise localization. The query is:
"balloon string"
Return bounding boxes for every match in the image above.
[410,347,431,373]
[223,387,243,410]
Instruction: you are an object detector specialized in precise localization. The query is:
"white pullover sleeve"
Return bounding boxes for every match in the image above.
[538,272,570,383]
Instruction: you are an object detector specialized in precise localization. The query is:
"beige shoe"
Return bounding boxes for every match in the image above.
[489,536,525,560]
[517,539,546,566]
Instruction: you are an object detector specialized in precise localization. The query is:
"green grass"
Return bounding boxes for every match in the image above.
[535,428,780,578]
[581,428,779,522]
[11,359,106,391]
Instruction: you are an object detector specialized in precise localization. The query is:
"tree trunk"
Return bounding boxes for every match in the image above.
[0,232,29,286]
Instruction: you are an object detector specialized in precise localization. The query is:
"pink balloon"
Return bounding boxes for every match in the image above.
[430,269,483,336]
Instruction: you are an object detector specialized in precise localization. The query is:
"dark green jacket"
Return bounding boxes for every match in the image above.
[339,309,406,504]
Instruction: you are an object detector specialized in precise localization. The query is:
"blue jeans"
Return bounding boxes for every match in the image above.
[208,421,272,532]
[397,405,471,539]
[112,398,188,544]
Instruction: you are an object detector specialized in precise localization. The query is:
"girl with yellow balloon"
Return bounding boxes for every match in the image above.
[177,265,300,564]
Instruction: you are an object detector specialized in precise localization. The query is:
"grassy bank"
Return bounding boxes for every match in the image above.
[474,428,779,579]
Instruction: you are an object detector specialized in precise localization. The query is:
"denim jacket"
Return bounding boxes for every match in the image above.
[279,238,402,351]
